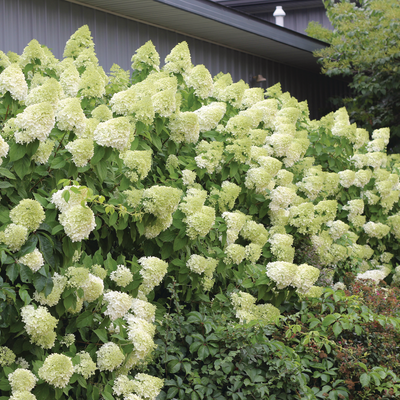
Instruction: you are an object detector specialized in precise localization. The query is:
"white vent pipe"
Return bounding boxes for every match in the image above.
[273,6,286,27]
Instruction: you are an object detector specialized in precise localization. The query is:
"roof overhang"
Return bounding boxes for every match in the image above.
[65,0,328,72]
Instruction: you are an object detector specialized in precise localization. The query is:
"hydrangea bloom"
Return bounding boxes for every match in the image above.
[65,138,94,167]
[138,257,168,295]
[8,392,37,400]
[51,185,88,213]
[209,181,241,212]
[94,117,132,151]
[164,42,191,74]
[142,185,182,218]
[266,261,298,289]
[18,249,44,272]
[0,223,28,252]
[74,351,97,378]
[245,167,274,194]
[327,220,350,240]
[184,64,213,99]
[14,102,55,144]
[59,205,96,242]
[130,373,164,400]
[0,64,28,100]
[222,210,247,245]
[60,65,80,97]
[120,150,152,182]
[113,375,136,397]
[151,89,176,117]
[131,40,160,71]
[110,265,133,288]
[181,169,196,186]
[82,273,104,302]
[63,25,94,58]
[240,220,269,247]
[96,342,125,371]
[225,244,246,265]
[195,140,224,173]
[131,298,157,322]
[38,354,74,388]
[32,139,55,164]
[363,221,390,239]
[194,102,226,132]
[124,315,156,365]
[169,112,200,144]
[8,369,37,393]
[269,233,295,263]
[78,64,106,98]
[56,98,86,135]
[10,199,45,232]
[21,305,57,349]
[103,291,133,320]
[245,243,262,263]
[0,346,15,366]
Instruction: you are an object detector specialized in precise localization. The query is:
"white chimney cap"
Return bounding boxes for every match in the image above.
[273,6,286,17]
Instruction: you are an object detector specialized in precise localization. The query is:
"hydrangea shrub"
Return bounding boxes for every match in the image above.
[0,25,399,399]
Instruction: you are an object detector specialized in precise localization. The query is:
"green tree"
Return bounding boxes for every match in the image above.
[306,0,400,150]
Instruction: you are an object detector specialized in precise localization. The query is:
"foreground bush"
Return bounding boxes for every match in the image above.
[0,25,399,399]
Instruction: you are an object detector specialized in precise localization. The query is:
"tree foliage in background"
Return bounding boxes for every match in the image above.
[306,0,400,150]
[1,25,400,400]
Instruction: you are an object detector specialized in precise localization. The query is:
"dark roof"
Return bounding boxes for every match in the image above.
[66,0,328,72]
[213,0,325,13]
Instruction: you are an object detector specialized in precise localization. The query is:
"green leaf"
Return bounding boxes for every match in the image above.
[9,143,27,162]
[168,360,181,374]
[332,321,343,337]
[18,235,38,257]
[91,146,105,165]
[33,274,47,292]
[20,264,33,283]
[50,157,66,169]
[167,387,179,399]
[95,162,108,182]
[322,314,337,327]
[76,310,94,328]
[6,263,20,283]
[0,181,13,188]
[360,373,370,388]
[0,167,16,179]
[13,157,31,179]
[94,329,108,343]
[173,236,187,252]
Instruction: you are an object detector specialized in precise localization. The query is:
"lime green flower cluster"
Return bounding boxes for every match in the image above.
[180,188,215,239]
[21,305,58,349]
[120,150,152,182]
[231,291,280,324]
[110,265,134,288]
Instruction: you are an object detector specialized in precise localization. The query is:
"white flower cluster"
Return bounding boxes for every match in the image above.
[186,254,218,290]
[266,261,320,294]
[96,342,125,372]
[180,188,215,239]
[110,265,133,288]
[0,64,28,100]
[38,354,74,389]
[103,291,133,321]
[21,305,58,349]
[52,185,95,242]
[18,249,44,272]
[231,291,280,324]
[138,257,168,296]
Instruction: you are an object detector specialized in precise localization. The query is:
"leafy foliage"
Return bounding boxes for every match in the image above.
[306,0,400,149]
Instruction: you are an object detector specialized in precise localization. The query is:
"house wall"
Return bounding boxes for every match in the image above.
[256,7,333,34]
[0,0,348,119]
